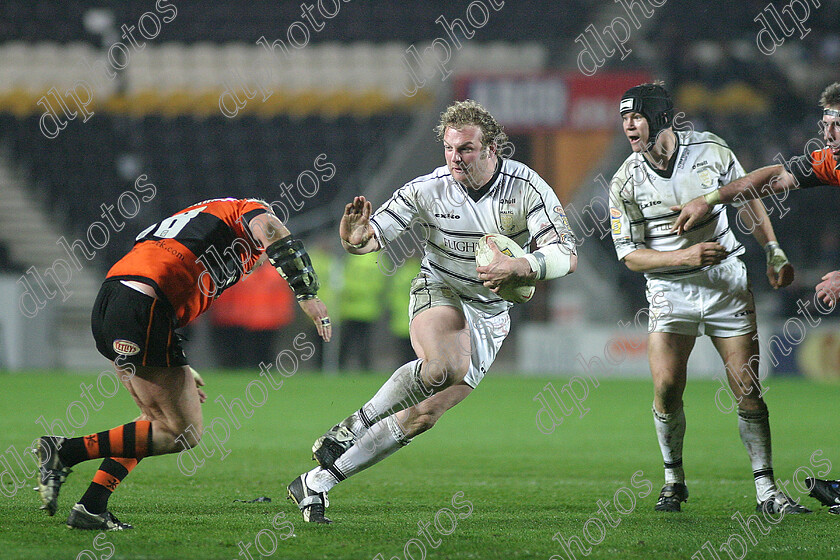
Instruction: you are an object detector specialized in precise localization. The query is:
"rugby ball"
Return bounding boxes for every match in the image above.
[475,234,536,304]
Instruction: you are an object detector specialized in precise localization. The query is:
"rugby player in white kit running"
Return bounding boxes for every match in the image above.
[287,99,578,523]
[609,83,807,515]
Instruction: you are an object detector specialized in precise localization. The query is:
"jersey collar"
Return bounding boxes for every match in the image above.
[642,132,680,179]
[462,158,503,202]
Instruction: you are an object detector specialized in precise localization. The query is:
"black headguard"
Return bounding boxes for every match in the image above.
[619,84,674,138]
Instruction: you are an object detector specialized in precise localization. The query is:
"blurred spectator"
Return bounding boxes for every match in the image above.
[387,257,421,366]
[308,235,340,370]
[338,251,385,371]
[209,262,295,369]
[0,242,23,274]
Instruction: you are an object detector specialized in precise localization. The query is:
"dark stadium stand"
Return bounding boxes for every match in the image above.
[0,0,591,44]
[0,240,22,273]
[0,111,412,269]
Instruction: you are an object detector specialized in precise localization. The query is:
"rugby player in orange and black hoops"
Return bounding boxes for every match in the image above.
[35,197,331,530]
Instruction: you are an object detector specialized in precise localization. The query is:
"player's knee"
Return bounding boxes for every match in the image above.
[654,387,684,413]
[737,392,766,411]
[412,402,444,433]
[421,356,469,390]
[654,380,682,400]
[162,417,204,449]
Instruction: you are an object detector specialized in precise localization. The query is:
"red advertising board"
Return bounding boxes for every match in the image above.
[454,71,651,133]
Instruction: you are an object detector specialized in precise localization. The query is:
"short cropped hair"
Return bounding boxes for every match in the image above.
[435,99,508,150]
[819,82,840,109]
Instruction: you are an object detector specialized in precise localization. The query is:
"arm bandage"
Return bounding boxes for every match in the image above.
[523,243,574,280]
[265,236,320,300]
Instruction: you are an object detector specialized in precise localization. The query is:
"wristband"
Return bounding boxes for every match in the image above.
[344,238,366,249]
[523,254,545,280]
[523,244,573,280]
[703,189,721,206]
[764,241,790,273]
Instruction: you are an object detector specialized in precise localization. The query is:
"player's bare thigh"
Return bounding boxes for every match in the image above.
[648,332,696,413]
[409,305,471,389]
[710,332,764,411]
[116,362,203,453]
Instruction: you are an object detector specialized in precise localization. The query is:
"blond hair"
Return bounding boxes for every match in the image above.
[435,99,508,151]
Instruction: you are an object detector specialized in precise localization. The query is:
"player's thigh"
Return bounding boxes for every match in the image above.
[645,276,701,336]
[409,305,471,385]
[119,363,203,438]
[711,332,762,403]
[702,259,757,338]
[647,332,695,394]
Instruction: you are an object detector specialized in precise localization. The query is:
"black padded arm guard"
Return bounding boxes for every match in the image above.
[265,236,319,301]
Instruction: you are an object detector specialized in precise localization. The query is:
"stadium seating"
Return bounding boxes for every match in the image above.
[0,1,592,44]
[0,110,412,269]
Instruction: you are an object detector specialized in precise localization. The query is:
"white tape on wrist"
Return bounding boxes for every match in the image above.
[764,241,789,273]
[523,254,543,280]
[344,238,366,249]
[526,244,572,280]
[703,189,721,206]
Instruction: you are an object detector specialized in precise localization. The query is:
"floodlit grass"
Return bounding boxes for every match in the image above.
[1,370,838,559]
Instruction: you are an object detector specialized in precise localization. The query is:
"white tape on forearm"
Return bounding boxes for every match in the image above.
[525,244,572,280]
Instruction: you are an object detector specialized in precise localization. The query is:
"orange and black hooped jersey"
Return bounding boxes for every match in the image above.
[107,198,269,327]
[785,147,840,188]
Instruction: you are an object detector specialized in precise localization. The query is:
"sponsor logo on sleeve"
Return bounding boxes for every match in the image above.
[610,207,622,235]
[553,206,571,230]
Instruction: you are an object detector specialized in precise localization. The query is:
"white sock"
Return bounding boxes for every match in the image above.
[738,407,776,501]
[345,359,430,436]
[653,405,686,485]
[306,415,410,493]
[306,466,337,493]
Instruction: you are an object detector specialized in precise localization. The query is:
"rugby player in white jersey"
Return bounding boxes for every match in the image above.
[287,99,578,522]
[609,83,807,515]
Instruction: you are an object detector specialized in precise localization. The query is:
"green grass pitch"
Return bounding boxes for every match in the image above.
[1,370,838,560]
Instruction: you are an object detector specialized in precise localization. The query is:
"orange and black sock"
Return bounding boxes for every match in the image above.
[78,458,140,514]
[59,421,153,467]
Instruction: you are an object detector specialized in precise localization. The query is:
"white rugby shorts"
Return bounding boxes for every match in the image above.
[644,258,756,337]
[408,274,510,388]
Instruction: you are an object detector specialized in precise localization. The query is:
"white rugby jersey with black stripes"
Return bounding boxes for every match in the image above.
[370,158,577,312]
[609,130,746,278]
